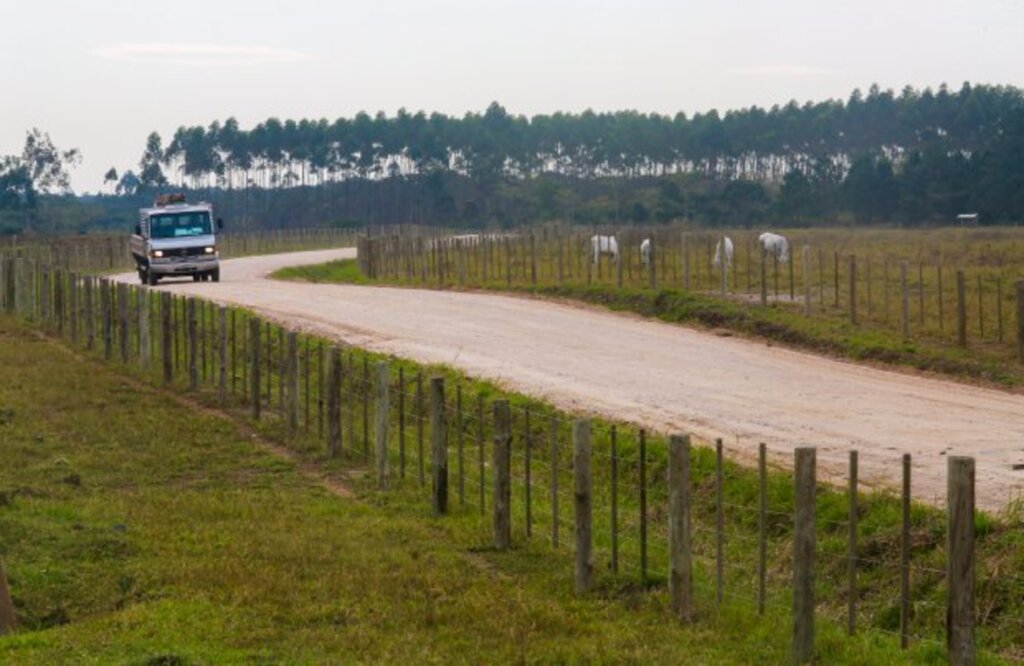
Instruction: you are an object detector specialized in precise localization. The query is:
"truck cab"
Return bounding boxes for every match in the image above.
[130,194,223,285]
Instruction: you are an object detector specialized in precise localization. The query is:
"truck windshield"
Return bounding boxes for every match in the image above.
[149,212,212,239]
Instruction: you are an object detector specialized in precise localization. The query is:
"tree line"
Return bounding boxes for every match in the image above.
[112,81,1023,227]
[4,82,1023,235]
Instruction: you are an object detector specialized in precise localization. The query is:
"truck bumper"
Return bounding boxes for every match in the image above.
[149,256,219,276]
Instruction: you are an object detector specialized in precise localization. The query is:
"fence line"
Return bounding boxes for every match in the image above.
[0,254,1003,663]
[358,227,1024,362]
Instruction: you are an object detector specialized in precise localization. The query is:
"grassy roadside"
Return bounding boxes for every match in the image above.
[274,258,1024,389]
[0,317,947,664]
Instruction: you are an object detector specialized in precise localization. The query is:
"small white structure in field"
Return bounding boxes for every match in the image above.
[713,236,734,267]
[640,238,652,267]
[956,213,979,227]
[758,232,790,263]
[591,235,619,263]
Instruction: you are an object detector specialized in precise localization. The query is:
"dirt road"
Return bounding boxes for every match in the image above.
[114,249,1024,511]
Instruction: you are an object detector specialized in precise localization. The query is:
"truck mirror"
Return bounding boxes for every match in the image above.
[216,217,224,230]
[134,224,142,235]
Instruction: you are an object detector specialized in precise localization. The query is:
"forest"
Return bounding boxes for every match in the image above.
[2,82,1023,234]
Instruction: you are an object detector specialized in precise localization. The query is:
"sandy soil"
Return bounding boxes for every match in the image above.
[113,249,1024,511]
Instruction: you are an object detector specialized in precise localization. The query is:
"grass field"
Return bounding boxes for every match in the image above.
[4,254,1024,663]
[0,315,954,664]
[286,226,1024,389]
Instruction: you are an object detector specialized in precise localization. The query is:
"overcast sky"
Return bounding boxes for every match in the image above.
[2,0,1022,192]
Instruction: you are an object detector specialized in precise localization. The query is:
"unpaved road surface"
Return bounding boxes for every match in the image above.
[114,249,1024,511]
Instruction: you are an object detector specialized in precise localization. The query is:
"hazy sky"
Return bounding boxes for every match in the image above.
[2,0,1022,191]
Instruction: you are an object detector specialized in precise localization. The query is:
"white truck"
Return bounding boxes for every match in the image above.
[130,193,223,285]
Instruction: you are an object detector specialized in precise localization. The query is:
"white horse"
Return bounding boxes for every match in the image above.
[713,236,734,267]
[640,238,651,267]
[758,232,790,263]
[591,235,619,263]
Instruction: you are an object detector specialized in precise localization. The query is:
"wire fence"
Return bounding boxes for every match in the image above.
[359,225,1024,364]
[0,226,365,274]
[0,254,1018,663]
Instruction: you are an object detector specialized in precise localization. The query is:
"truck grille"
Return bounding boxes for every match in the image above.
[165,246,207,257]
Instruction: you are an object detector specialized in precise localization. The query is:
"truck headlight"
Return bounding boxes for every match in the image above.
[204,246,216,254]
[151,250,164,258]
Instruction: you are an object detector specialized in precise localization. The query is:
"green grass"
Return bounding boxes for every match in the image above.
[275,255,1024,388]
[271,256,1024,662]
[0,316,962,664]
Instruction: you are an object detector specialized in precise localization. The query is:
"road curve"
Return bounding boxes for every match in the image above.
[113,248,1024,511]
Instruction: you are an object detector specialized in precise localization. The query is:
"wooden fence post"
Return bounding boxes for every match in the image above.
[138,289,151,372]
[647,235,656,290]
[556,235,563,285]
[493,399,511,550]
[375,361,390,488]
[760,245,768,307]
[217,307,227,403]
[550,415,559,548]
[866,259,873,318]
[457,385,465,505]
[397,366,406,476]
[118,283,129,364]
[718,237,727,295]
[530,234,537,285]
[957,270,967,347]
[430,376,448,515]
[610,425,619,572]
[901,262,910,340]
[161,293,172,383]
[848,255,857,325]
[316,342,324,438]
[996,277,1003,343]
[85,275,95,351]
[683,233,691,290]
[327,347,341,457]
[802,245,811,315]
[901,453,912,649]
[573,419,593,594]
[364,354,372,459]
[416,373,425,487]
[477,393,485,513]
[616,240,623,288]
[938,266,945,333]
[639,428,648,583]
[793,447,816,664]
[54,269,64,336]
[101,279,112,360]
[947,456,975,666]
[978,275,985,338]
[833,251,840,307]
[0,558,15,634]
[278,327,286,414]
[758,441,767,614]
[286,331,299,433]
[715,438,724,604]
[848,450,858,635]
[187,298,198,390]
[1016,280,1024,363]
[668,434,693,622]
[250,317,261,420]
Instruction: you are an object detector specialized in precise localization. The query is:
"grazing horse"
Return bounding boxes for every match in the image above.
[591,235,619,263]
[713,236,734,267]
[758,232,790,263]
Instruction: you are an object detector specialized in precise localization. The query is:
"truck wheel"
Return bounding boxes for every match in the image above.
[211,269,220,283]
[146,270,159,286]
[193,274,202,282]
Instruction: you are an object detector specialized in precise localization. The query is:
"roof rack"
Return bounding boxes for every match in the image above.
[154,193,187,207]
